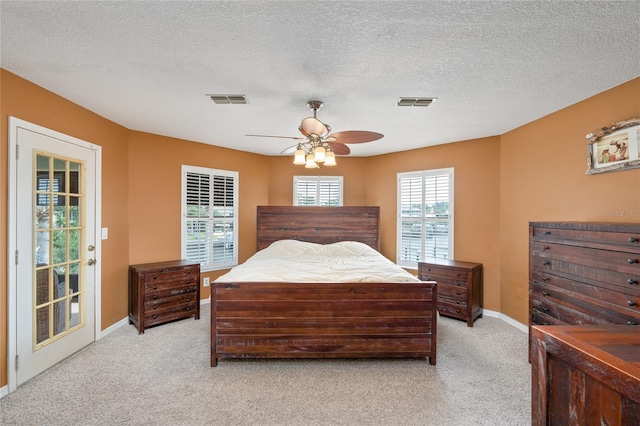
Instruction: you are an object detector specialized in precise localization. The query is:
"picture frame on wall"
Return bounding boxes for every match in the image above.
[586,118,640,175]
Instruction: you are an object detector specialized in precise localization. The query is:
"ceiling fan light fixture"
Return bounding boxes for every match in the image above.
[293,145,306,165]
[314,145,326,162]
[323,150,337,166]
[305,153,318,168]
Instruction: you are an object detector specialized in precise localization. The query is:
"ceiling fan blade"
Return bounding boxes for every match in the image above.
[245,134,304,141]
[328,142,351,155]
[280,144,299,155]
[327,131,384,144]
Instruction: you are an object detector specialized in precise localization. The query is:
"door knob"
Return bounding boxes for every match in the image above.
[88,245,95,251]
[88,258,97,265]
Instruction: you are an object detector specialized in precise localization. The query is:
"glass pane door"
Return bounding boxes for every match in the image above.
[34,153,85,348]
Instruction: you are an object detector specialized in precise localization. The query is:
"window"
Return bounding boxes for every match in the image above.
[293,176,343,206]
[182,165,238,271]
[397,168,454,267]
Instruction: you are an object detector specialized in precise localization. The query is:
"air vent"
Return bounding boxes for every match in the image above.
[397,97,436,107]
[208,94,247,104]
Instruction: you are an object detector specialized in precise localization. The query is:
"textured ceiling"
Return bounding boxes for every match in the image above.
[1,1,639,157]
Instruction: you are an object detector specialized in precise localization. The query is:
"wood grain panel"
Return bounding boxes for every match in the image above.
[256,206,380,251]
[531,325,640,426]
[212,281,437,366]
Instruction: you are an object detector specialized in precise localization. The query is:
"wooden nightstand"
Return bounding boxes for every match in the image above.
[129,260,200,334]
[419,259,483,327]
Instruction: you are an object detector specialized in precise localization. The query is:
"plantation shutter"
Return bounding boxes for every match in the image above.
[183,166,238,271]
[294,176,343,206]
[397,168,453,266]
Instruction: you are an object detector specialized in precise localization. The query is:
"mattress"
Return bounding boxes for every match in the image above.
[215,239,420,283]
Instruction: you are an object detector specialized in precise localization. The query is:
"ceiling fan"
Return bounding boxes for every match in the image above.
[245,100,383,167]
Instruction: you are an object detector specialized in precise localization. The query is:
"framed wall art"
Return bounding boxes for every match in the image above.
[586,118,640,175]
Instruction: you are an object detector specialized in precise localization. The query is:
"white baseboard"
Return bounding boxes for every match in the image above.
[98,316,129,339]
[483,309,528,334]
[0,384,8,399]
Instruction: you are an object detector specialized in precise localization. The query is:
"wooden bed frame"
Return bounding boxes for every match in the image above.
[211,206,437,366]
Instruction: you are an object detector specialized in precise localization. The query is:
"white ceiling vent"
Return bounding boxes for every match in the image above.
[397,97,436,107]
[208,94,247,104]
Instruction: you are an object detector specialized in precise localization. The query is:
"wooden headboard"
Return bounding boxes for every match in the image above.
[256,206,380,251]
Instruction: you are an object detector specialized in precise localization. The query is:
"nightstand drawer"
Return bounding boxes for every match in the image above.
[143,265,199,284]
[419,265,469,281]
[437,284,467,305]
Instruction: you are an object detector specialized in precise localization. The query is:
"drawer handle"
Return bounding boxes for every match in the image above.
[542,291,549,296]
[543,231,550,235]
[186,280,191,284]
[456,273,461,277]
[630,237,638,243]
[455,309,460,313]
[153,285,157,290]
[456,291,461,296]
[628,258,637,264]
[628,279,637,285]
[542,277,549,282]
[153,275,157,280]
[153,305,157,309]
[628,300,637,307]
[456,301,461,305]
[629,321,637,326]
[543,261,551,266]
[542,246,549,250]
[456,282,461,286]
[153,295,157,300]
[187,270,191,274]
[153,315,157,319]
[186,307,191,311]
[542,306,549,312]
[187,298,190,302]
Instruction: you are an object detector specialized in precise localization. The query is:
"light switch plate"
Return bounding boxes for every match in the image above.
[101,227,108,240]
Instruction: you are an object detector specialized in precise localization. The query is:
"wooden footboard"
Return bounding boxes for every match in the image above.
[211,281,437,366]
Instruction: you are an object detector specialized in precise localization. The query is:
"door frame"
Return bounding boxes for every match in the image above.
[6,116,103,394]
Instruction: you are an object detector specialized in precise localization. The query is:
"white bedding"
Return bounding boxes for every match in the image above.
[215,239,420,283]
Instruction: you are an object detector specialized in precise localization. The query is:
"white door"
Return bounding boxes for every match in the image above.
[9,118,100,387]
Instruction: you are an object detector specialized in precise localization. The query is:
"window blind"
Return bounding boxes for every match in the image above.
[294,176,343,206]
[397,168,453,266]
[183,166,238,271]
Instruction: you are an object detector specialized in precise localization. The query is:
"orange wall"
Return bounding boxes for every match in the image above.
[128,131,270,298]
[366,138,502,312]
[267,156,370,205]
[0,69,131,388]
[499,78,640,323]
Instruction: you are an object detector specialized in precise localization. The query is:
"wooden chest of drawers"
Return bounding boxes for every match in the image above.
[129,260,200,334]
[419,259,483,327]
[529,222,640,330]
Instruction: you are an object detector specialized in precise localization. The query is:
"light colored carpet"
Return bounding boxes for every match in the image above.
[0,305,531,425]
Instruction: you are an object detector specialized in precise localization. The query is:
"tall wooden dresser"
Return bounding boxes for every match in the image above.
[529,222,640,329]
[129,260,200,334]
[419,259,483,327]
